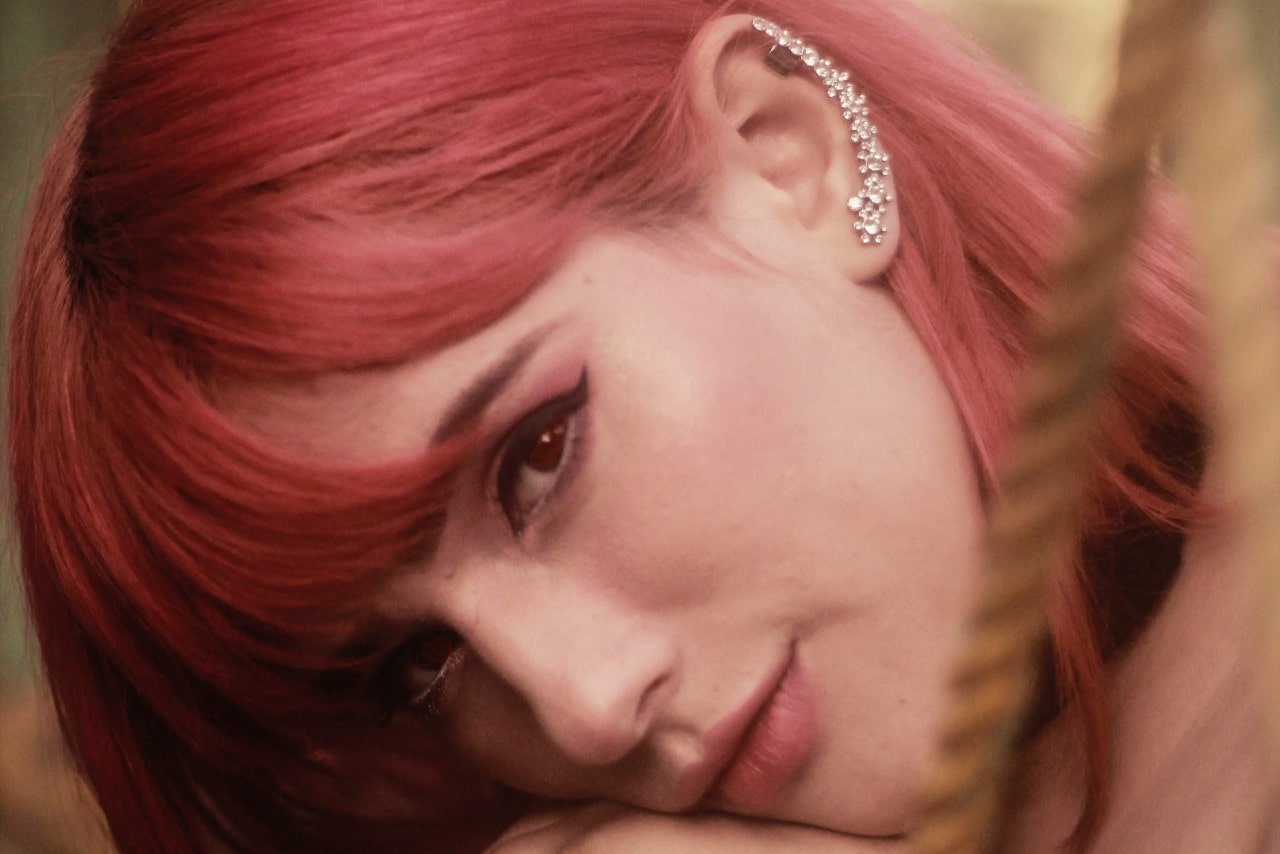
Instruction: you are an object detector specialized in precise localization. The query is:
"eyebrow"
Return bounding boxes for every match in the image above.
[429,325,553,444]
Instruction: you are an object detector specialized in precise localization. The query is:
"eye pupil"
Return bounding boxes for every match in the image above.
[414,632,458,669]
[525,415,568,472]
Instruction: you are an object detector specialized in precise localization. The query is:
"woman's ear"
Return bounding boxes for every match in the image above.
[686,14,900,282]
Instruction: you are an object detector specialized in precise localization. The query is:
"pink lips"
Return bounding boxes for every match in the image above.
[687,645,819,814]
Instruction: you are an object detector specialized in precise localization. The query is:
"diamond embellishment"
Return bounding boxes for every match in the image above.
[752,18,892,246]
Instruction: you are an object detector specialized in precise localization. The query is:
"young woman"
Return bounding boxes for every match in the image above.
[9,0,1275,851]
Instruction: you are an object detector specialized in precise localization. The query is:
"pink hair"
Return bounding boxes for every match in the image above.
[9,0,1202,850]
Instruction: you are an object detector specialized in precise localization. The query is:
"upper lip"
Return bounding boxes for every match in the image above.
[669,645,796,809]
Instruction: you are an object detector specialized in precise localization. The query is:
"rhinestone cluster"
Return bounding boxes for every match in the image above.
[752,18,892,245]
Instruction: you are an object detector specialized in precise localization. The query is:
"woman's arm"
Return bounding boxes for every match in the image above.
[487,803,905,853]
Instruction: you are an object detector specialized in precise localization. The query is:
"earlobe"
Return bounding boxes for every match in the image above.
[686,14,900,281]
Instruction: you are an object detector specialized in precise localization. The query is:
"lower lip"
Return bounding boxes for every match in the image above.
[707,649,818,812]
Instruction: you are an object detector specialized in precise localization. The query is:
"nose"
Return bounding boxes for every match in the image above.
[461,573,680,767]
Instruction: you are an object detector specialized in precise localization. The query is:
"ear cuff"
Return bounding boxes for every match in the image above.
[753,18,892,246]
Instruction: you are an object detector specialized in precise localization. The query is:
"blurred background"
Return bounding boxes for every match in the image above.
[0,1,1276,851]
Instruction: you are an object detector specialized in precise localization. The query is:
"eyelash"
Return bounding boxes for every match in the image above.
[372,370,590,722]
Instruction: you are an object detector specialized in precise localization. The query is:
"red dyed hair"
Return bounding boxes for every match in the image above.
[9,0,1202,850]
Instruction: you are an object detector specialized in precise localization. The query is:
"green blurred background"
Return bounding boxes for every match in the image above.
[0,1,1275,851]
[1,3,122,851]
[2,0,123,681]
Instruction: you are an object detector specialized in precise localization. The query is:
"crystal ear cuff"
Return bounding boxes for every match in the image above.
[752,18,892,246]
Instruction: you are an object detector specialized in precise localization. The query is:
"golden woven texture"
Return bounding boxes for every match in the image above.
[909,0,1204,850]
[1175,5,1280,753]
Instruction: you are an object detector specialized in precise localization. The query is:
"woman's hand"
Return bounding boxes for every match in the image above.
[486,802,905,853]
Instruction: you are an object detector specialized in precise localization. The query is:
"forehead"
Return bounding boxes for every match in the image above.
[206,232,688,463]
[211,325,560,465]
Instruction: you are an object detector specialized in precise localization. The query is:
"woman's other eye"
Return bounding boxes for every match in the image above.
[410,631,459,680]
[375,628,464,722]
[494,371,588,534]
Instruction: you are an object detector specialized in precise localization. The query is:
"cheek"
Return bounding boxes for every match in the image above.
[443,662,573,796]
[575,324,819,609]
[575,277,983,615]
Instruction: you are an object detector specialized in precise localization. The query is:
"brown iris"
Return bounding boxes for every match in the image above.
[524,413,569,472]
[414,631,459,671]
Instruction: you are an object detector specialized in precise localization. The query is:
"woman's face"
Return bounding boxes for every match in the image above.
[227,227,984,837]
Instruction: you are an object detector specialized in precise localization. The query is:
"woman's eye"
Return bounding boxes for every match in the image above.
[392,628,463,717]
[370,626,464,724]
[506,414,571,517]
[410,631,460,677]
[494,371,588,533]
